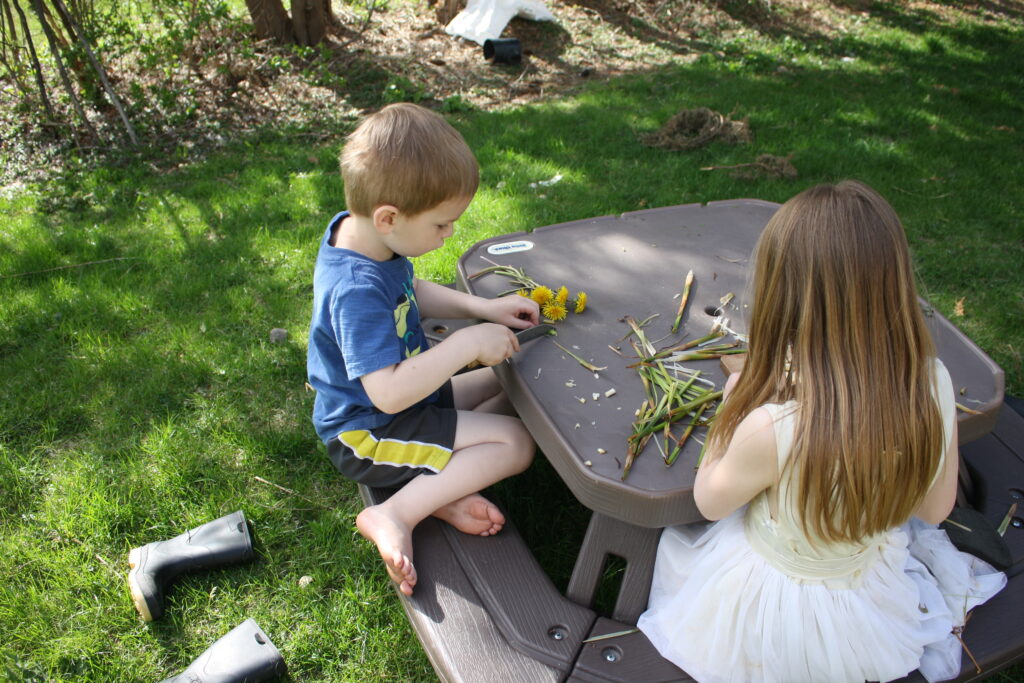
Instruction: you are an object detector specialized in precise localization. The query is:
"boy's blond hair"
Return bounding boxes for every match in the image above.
[340,103,480,217]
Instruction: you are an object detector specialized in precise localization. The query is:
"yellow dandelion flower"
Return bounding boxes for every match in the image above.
[516,289,530,297]
[542,301,568,322]
[556,286,569,305]
[574,291,588,314]
[530,286,554,305]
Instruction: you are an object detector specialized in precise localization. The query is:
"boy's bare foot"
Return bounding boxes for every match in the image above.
[433,493,505,536]
[356,506,417,596]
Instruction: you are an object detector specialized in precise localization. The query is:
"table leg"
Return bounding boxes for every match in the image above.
[566,512,662,624]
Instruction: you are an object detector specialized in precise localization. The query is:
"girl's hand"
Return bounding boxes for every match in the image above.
[723,372,741,401]
[479,295,540,329]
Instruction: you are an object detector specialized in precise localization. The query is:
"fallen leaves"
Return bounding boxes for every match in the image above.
[954,297,966,317]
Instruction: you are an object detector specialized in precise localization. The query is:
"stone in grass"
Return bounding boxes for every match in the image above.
[269,328,289,343]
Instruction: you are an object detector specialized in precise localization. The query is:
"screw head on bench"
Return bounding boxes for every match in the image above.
[547,626,567,641]
[602,646,622,663]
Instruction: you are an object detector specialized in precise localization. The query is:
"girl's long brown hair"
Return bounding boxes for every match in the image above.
[708,181,944,543]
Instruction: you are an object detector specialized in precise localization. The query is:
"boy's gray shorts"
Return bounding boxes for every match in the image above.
[326,381,456,489]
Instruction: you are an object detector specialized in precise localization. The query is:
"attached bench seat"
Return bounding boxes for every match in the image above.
[358,485,607,682]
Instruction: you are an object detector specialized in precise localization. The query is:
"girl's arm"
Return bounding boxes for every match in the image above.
[914,361,959,524]
[913,417,959,524]
[693,407,778,520]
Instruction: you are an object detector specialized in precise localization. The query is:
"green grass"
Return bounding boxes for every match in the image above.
[1,3,1023,680]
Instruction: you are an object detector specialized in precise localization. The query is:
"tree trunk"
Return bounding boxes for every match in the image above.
[50,0,137,144]
[0,0,32,96]
[291,0,327,46]
[10,0,56,122]
[30,0,96,141]
[436,0,463,26]
[324,0,339,28]
[245,0,291,42]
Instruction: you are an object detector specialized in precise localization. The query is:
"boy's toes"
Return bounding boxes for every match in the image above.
[384,550,416,594]
[433,493,509,537]
[473,498,505,536]
[485,502,505,527]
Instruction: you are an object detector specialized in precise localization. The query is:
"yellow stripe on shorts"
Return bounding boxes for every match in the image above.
[339,430,452,473]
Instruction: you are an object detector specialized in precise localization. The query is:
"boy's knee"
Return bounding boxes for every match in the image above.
[509,419,535,472]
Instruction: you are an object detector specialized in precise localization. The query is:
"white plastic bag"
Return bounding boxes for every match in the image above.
[445,0,556,46]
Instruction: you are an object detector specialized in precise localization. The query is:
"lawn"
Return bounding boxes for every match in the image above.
[1,2,1022,680]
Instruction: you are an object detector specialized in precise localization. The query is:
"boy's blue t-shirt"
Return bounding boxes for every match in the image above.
[307,211,435,443]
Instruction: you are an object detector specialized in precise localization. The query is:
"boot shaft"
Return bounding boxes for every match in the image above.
[129,510,255,621]
[160,618,286,683]
[144,510,254,584]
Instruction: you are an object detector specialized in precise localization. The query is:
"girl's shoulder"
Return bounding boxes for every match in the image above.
[752,401,799,468]
[694,405,779,519]
[755,401,799,437]
[729,406,782,469]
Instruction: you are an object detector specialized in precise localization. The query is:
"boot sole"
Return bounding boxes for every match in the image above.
[127,546,155,622]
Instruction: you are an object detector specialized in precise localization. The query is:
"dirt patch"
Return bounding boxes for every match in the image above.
[345,0,1018,111]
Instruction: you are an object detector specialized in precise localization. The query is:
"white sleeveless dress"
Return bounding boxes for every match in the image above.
[637,360,1006,683]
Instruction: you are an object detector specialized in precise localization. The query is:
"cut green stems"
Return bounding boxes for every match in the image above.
[628,390,722,442]
[628,330,727,366]
[468,258,541,290]
[666,400,710,466]
[552,341,607,372]
[671,269,695,334]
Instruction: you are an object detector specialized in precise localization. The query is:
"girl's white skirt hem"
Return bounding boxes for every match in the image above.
[636,513,1006,683]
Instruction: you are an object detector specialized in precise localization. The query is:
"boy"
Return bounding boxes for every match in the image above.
[307,103,539,596]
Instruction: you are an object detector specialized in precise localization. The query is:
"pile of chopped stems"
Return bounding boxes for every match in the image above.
[622,316,724,480]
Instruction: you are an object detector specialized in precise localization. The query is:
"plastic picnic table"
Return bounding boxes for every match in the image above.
[361,200,1019,683]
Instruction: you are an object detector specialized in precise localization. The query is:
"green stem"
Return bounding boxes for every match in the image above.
[670,269,694,334]
[629,391,722,441]
[552,341,607,372]
[665,401,710,466]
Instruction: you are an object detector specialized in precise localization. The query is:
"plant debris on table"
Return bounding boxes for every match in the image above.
[621,316,727,480]
[618,273,749,479]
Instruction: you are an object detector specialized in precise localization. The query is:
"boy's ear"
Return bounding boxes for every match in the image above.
[372,205,400,234]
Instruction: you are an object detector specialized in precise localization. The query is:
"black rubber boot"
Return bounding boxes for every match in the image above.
[128,510,255,621]
[160,618,286,683]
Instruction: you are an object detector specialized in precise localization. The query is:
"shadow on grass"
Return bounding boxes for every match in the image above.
[2,0,1020,498]
[1,2,1019,461]
[0,8,1021,676]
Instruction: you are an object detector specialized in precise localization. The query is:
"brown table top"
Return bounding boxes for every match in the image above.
[457,200,1005,528]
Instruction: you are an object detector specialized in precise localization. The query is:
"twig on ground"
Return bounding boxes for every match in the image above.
[254,475,330,509]
[2,256,138,278]
[893,187,952,199]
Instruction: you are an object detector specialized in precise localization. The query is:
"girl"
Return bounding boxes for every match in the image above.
[637,181,1005,683]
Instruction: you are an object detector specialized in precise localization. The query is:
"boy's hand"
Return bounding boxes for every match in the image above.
[479,295,540,330]
[458,323,520,367]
